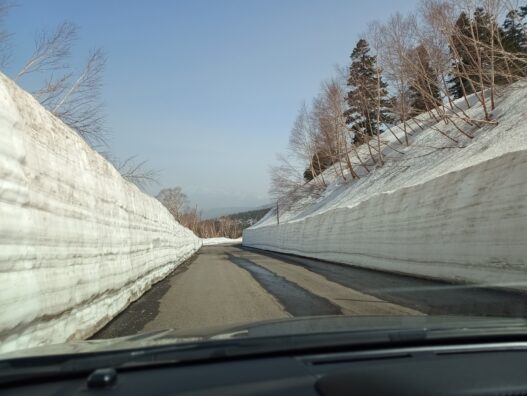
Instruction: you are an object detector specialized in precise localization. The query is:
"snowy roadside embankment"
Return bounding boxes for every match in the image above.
[0,72,201,354]
[244,84,527,292]
[202,237,243,246]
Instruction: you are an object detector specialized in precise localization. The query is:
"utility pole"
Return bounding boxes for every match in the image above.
[276,200,280,225]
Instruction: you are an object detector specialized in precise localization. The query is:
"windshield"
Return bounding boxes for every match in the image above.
[1,0,527,360]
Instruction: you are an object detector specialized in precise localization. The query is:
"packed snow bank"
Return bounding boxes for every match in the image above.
[0,72,201,354]
[244,84,527,292]
[202,237,243,246]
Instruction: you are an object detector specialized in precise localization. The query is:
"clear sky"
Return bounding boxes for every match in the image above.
[4,0,420,211]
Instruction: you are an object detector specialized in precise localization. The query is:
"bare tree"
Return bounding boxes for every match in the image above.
[156,187,189,221]
[289,103,329,187]
[375,14,419,144]
[419,0,461,111]
[178,210,243,239]
[0,0,12,69]
[51,48,107,146]
[420,0,526,122]
[311,79,358,182]
[270,86,353,210]
[15,21,108,146]
[269,153,306,207]
[270,77,367,209]
[418,0,486,131]
[178,206,202,234]
[33,72,73,108]
[115,155,160,191]
[321,79,359,178]
[267,0,527,217]
[5,13,174,191]
[16,21,77,81]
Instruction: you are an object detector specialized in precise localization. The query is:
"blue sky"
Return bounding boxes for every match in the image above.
[4,0,419,211]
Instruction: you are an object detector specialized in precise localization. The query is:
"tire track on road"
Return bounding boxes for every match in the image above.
[231,249,420,316]
[227,254,342,317]
[241,246,527,317]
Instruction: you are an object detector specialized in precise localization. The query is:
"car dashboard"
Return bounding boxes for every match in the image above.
[3,339,527,395]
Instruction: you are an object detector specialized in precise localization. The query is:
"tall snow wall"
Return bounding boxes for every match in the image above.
[0,72,202,353]
[243,150,527,292]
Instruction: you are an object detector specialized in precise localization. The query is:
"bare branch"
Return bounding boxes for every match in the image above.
[16,21,77,81]
[116,155,160,191]
[51,48,107,146]
[156,187,188,220]
[0,0,13,68]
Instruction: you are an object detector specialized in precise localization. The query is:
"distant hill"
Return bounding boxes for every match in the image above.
[200,206,255,219]
[221,207,272,228]
[201,203,272,220]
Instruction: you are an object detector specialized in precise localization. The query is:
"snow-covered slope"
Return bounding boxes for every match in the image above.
[0,72,202,354]
[244,84,527,292]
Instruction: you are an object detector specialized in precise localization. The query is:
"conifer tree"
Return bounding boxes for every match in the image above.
[344,39,392,143]
[503,7,527,53]
[448,12,474,99]
[408,44,442,115]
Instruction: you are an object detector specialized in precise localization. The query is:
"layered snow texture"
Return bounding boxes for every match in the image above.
[202,237,243,246]
[0,73,202,354]
[244,84,527,292]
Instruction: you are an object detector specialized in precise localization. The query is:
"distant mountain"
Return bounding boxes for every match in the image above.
[201,205,272,225]
[226,207,272,228]
[201,206,258,219]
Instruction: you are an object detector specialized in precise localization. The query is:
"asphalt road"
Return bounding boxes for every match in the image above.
[93,244,527,339]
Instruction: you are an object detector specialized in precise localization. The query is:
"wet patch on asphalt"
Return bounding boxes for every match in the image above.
[227,253,342,317]
[240,246,527,317]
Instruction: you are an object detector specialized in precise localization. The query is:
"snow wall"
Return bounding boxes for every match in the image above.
[0,72,202,353]
[243,149,527,292]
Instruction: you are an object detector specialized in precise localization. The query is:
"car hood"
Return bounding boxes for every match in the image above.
[3,315,527,360]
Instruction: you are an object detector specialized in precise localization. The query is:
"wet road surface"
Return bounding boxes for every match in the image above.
[93,244,527,339]
[245,247,527,317]
[227,253,342,316]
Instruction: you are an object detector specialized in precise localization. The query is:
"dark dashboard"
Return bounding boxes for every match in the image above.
[3,340,527,395]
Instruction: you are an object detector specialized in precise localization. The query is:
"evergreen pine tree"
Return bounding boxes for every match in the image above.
[344,39,392,143]
[473,7,495,45]
[448,12,474,99]
[503,8,527,53]
[408,44,441,115]
[473,8,513,85]
[501,7,527,79]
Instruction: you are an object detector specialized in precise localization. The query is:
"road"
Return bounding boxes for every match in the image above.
[93,244,527,339]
